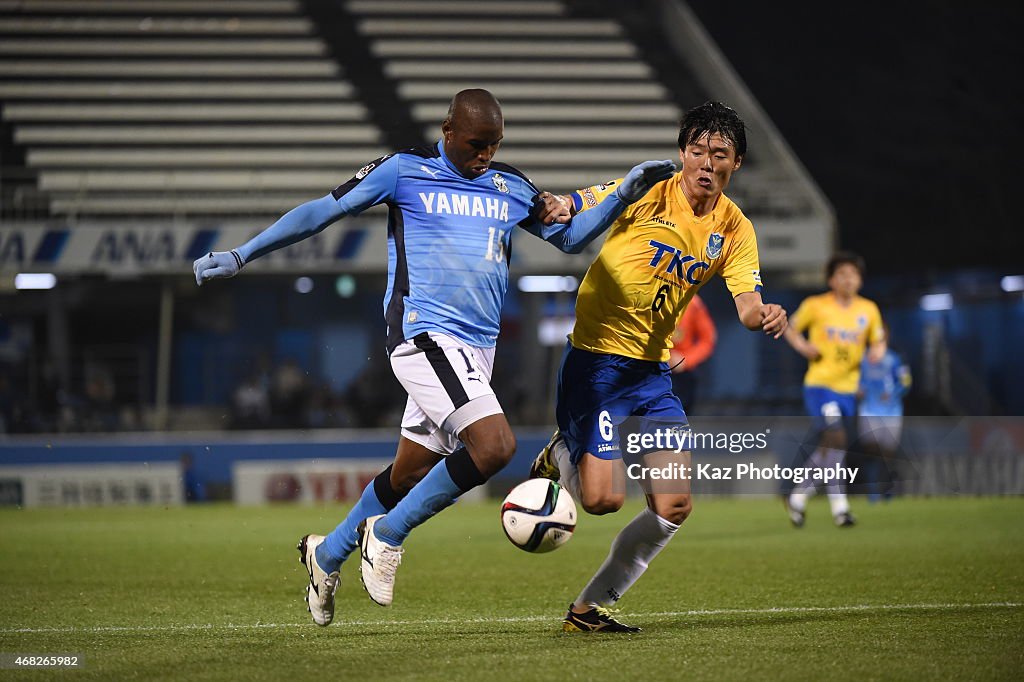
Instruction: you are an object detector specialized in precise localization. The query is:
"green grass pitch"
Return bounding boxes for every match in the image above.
[1,497,1022,680]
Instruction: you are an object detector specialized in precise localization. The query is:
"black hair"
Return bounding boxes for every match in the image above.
[677,101,747,157]
[826,251,866,279]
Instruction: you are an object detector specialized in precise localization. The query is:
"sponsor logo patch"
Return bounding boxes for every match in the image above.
[355,162,376,180]
[354,154,392,180]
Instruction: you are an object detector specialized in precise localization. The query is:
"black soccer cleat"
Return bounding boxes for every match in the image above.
[834,512,857,527]
[562,605,641,633]
[529,430,562,481]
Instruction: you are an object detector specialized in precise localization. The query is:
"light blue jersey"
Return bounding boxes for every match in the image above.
[334,143,548,350]
[859,349,911,417]
[237,140,627,352]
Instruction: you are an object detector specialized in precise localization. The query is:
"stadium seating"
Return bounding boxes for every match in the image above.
[0,0,388,219]
[0,0,822,226]
[0,0,700,218]
[353,0,685,191]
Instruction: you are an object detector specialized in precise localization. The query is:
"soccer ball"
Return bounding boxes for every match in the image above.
[500,479,577,553]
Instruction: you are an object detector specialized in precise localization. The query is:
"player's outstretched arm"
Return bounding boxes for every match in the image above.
[735,291,788,339]
[193,194,344,286]
[528,160,675,254]
[194,153,399,286]
[614,159,676,203]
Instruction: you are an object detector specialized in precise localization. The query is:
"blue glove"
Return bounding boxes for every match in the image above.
[193,250,245,286]
[615,160,677,204]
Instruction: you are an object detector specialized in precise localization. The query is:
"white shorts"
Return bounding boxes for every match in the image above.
[858,415,903,451]
[390,332,503,455]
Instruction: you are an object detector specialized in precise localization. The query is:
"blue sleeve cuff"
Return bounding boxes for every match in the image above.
[570,191,584,212]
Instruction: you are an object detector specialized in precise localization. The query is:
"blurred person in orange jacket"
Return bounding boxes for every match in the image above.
[668,294,717,414]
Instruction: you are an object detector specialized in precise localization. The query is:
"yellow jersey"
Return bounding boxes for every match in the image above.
[791,292,884,393]
[569,174,762,362]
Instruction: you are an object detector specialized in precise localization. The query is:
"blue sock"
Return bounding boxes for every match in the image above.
[374,461,461,547]
[373,448,488,547]
[317,476,389,573]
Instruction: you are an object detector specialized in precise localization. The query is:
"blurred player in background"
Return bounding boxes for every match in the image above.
[858,321,911,501]
[668,293,717,414]
[193,89,676,625]
[531,102,788,632]
[783,252,885,527]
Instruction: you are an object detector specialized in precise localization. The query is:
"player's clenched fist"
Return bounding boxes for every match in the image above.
[760,303,788,338]
[193,250,245,286]
[532,191,572,225]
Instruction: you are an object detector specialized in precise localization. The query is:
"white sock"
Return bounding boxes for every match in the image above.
[829,493,850,516]
[789,448,825,510]
[551,436,582,505]
[575,508,679,609]
[788,491,811,513]
[822,448,850,516]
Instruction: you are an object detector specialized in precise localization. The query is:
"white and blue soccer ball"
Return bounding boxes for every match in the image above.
[500,479,576,553]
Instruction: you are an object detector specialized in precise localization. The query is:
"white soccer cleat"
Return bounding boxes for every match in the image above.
[358,515,404,607]
[297,534,339,626]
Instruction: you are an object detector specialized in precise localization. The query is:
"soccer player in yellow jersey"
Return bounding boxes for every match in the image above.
[530,102,788,632]
[783,252,886,528]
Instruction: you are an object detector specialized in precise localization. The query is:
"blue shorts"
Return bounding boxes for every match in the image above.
[804,386,856,432]
[556,343,687,464]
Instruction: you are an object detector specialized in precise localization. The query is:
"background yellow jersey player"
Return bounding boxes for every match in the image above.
[530,102,788,632]
[783,252,886,528]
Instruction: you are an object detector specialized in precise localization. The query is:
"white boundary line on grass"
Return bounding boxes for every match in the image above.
[3,602,1020,635]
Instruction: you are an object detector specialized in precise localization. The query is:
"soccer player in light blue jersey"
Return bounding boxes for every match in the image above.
[858,322,911,500]
[193,89,676,625]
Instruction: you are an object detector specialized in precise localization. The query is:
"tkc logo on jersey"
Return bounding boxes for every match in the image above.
[826,315,868,342]
[648,240,710,285]
[826,326,863,343]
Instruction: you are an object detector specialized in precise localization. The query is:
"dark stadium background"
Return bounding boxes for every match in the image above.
[0,0,1021,481]
[685,1,1024,417]
[0,6,1020,677]
[689,0,1024,272]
